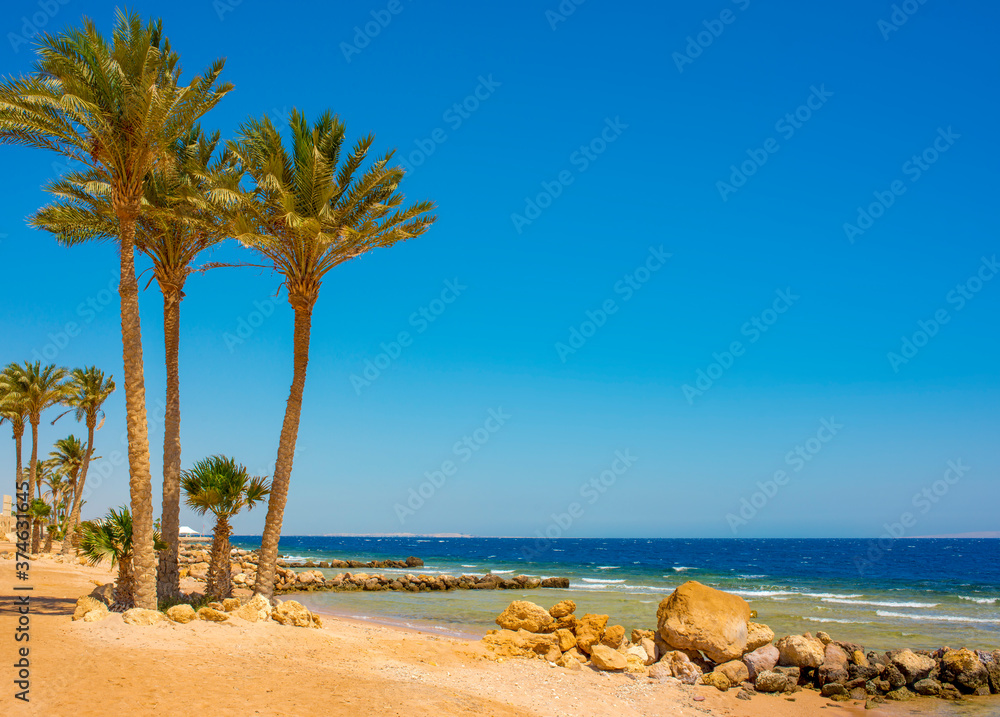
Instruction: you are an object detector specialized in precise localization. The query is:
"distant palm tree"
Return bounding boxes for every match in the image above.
[33,130,242,592]
[0,364,29,497]
[26,498,50,555]
[181,456,269,599]
[0,11,231,609]
[229,110,436,598]
[79,506,167,611]
[48,435,87,544]
[56,367,115,555]
[0,362,70,550]
[40,464,69,552]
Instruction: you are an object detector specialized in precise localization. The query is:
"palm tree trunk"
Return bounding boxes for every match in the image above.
[116,209,157,610]
[60,420,94,555]
[113,553,137,611]
[43,522,53,552]
[207,515,232,600]
[28,418,39,552]
[13,426,23,505]
[254,300,314,599]
[157,289,183,598]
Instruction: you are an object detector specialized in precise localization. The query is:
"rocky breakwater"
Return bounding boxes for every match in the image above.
[177,544,570,594]
[481,579,1000,708]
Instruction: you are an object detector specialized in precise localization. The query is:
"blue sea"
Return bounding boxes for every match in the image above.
[231,536,1000,652]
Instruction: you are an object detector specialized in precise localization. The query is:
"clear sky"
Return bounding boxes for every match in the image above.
[1,0,997,539]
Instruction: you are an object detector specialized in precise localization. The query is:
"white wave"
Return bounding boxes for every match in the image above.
[580,578,626,584]
[804,617,868,625]
[489,570,514,574]
[672,566,695,572]
[460,564,477,568]
[822,598,939,608]
[729,590,863,600]
[959,596,999,605]
[801,593,864,599]
[877,611,1000,625]
[622,585,676,593]
[597,566,620,570]
[739,574,767,579]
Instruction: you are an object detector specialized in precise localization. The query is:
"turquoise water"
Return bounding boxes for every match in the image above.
[232,536,1000,652]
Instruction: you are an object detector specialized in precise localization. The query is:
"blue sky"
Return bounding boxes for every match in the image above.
[1,0,997,539]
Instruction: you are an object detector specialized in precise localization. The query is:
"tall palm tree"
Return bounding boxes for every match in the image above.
[79,506,167,610]
[0,11,231,609]
[181,455,270,599]
[0,365,29,497]
[1,362,70,551]
[33,130,242,593]
[228,110,436,598]
[56,368,115,556]
[48,435,86,544]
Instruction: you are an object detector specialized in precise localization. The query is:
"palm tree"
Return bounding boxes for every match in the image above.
[0,11,231,609]
[181,456,269,599]
[229,110,435,598]
[26,498,50,555]
[40,465,69,552]
[55,367,115,555]
[0,365,29,497]
[0,362,70,550]
[33,130,242,593]
[79,506,167,610]
[48,435,86,544]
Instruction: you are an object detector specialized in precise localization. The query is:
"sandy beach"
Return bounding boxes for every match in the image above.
[7,545,996,717]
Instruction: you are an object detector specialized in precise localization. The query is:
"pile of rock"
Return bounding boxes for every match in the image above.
[482,580,1000,706]
[178,545,569,594]
[483,599,659,674]
[746,635,1000,705]
[72,585,324,630]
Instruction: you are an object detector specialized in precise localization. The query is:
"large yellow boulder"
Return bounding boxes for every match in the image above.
[122,608,167,626]
[165,604,197,624]
[575,613,609,654]
[495,601,554,633]
[656,581,752,663]
[73,595,105,621]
